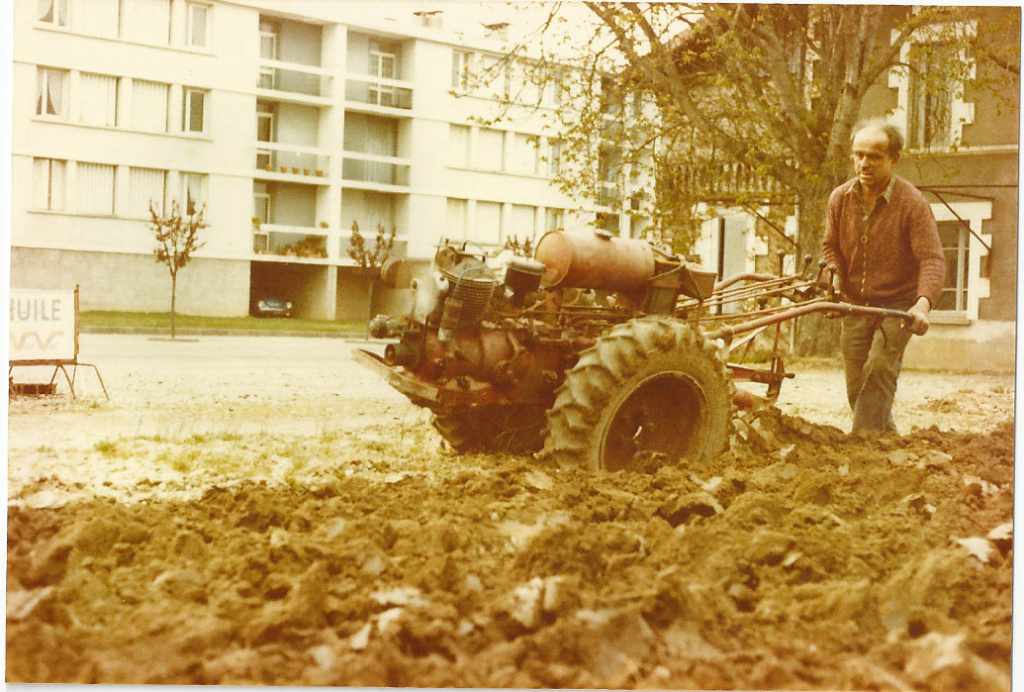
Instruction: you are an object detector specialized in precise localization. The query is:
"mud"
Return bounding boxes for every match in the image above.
[5,336,1015,689]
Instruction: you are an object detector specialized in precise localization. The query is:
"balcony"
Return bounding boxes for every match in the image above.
[257,60,333,104]
[255,144,330,183]
[345,74,413,110]
[253,224,329,260]
[341,152,411,188]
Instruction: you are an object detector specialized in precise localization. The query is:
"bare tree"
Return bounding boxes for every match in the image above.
[149,200,206,339]
[347,221,396,332]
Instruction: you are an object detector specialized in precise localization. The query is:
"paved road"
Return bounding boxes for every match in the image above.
[7,333,420,450]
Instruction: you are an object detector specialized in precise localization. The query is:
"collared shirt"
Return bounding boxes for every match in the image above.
[821,175,946,308]
[855,176,896,225]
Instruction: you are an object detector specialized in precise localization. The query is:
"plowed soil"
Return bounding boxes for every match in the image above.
[5,335,1015,689]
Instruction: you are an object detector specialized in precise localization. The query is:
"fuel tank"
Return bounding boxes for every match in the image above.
[534,230,656,292]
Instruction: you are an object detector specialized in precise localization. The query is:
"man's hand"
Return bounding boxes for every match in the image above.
[906,297,932,336]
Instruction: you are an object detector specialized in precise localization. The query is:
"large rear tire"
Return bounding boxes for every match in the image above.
[431,404,549,455]
[537,317,735,472]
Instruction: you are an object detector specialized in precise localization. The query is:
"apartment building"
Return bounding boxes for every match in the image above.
[11,0,638,320]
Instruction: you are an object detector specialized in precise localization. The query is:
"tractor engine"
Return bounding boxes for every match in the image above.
[361,231,715,415]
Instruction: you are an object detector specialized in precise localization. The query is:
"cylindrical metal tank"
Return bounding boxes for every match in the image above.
[533,231,656,291]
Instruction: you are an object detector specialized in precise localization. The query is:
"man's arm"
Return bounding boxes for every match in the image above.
[820,189,844,283]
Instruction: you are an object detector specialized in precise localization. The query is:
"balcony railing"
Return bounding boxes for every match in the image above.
[258,60,333,100]
[341,152,410,186]
[255,143,329,178]
[344,74,413,110]
[253,224,329,259]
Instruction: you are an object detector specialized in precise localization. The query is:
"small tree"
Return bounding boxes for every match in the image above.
[347,220,396,332]
[149,200,206,339]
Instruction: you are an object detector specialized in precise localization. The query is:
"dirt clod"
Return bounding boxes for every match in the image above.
[6,338,1014,688]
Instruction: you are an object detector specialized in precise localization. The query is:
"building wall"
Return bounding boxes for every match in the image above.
[11,247,250,315]
[13,0,626,322]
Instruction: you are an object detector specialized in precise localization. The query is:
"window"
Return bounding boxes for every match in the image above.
[480,54,510,97]
[32,158,66,211]
[545,208,564,233]
[369,40,398,79]
[124,0,170,45]
[510,205,536,241]
[130,167,166,217]
[368,40,399,107]
[473,201,502,245]
[259,20,278,58]
[35,67,67,118]
[448,125,470,168]
[132,79,169,132]
[598,146,621,207]
[182,88,207,133]
[256,102,275,169]
[909,42,957,150]
[546,139,562,178]
[187,2,210,48]
[80,73,118,127]
[452,50,473,92]
[446,198,468,240]
[77,163,116,216]
[478,129,504,171]
[543,67,566,108]
[253,182,272,225]
[181,173,206,215]
[512,134,538,176]
[600,76,622,118]
[256,102,275,141]
[258,20,277,88]
[935,220,970,313]
[37,0,68,26]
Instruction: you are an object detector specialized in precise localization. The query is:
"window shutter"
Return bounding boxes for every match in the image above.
[133,80,169,132]
[77,163,116,215]
[131,167,166,217]
[80,73,118,127]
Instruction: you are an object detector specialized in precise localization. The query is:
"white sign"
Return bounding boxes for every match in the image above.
[9,289,77,362]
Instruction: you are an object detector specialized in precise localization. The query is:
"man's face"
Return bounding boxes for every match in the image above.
[851,128,898,193]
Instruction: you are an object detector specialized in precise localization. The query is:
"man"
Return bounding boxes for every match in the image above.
[821,120,946,433]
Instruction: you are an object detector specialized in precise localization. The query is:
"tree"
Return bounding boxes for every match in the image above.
[474,3,1018,351]
[347,221,396,332]
[148,200,206,339]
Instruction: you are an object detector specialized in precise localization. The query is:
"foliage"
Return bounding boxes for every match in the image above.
[347,221,396,274]
[148,200,206,338]
[470,4,1018,258]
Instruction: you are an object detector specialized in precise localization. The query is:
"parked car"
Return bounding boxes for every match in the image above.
[252,297,293,318]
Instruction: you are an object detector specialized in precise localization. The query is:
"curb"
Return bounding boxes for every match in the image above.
[81,326,366,339]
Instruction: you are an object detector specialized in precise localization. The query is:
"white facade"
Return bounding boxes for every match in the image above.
[11,0,639,320]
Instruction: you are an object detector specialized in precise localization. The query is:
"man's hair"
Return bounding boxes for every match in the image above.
[851,119,905,158]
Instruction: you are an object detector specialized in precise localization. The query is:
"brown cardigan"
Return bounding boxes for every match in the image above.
[821,176,946,308]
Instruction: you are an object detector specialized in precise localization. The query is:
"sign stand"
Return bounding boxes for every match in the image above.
[9,286,109,400]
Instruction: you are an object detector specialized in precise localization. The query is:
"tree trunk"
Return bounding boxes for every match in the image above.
[170,273,177,340]
[365,275,376,341]
[793,176,845,357]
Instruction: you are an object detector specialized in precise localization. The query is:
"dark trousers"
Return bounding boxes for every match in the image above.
[840,304,914,432]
